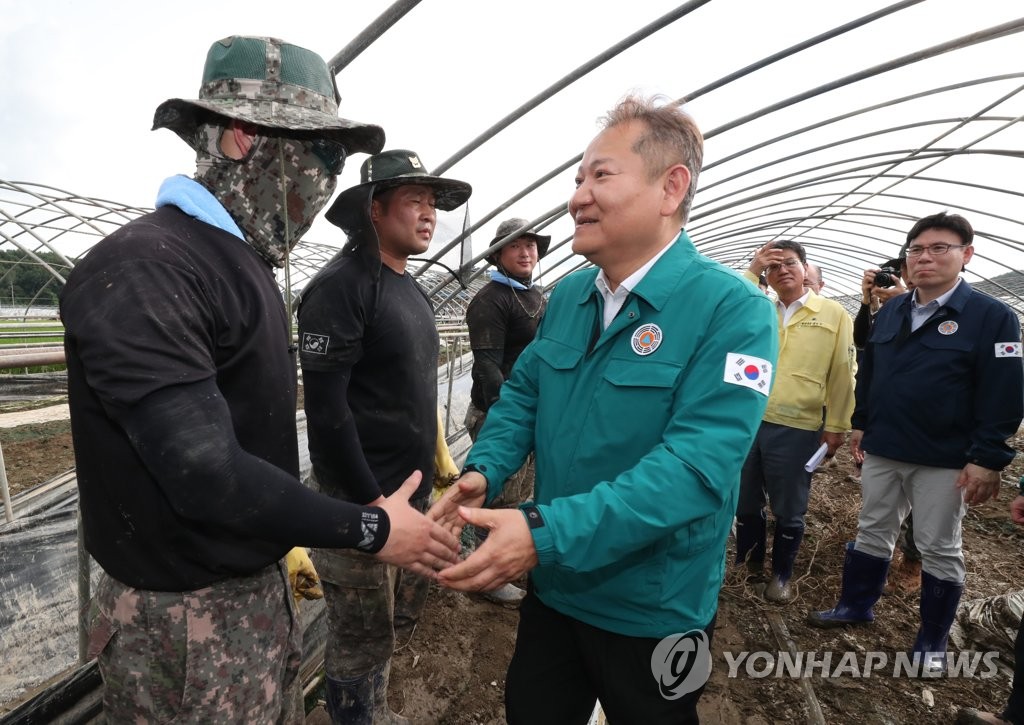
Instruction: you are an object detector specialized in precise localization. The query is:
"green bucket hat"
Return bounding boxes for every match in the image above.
[325,149,472,234]
[153,36,384,155]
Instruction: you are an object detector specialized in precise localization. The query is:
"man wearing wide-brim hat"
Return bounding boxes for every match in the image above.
[60,37,459,724]
[297,149,471,723]
[463,218,550,605]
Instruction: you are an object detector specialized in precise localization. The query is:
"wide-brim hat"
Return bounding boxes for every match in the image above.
[325,149,472,234]
[486,217,551,264]
[153,36,384,155]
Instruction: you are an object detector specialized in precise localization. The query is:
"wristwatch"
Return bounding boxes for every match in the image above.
[1018,475,1024,497]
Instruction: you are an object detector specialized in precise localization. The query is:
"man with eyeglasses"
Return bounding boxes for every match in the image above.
[738,239,856,603]
[809,212,1024,677]
[59,37,459,723]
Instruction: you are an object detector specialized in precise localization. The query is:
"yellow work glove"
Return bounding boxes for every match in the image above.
[433,409,460,502]
[284,547,323,606]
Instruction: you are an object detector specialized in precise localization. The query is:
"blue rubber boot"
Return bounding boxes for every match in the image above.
[807,543,890,628]
[765,526,804,602]
[911,571,964,676]
[734,514,767,574]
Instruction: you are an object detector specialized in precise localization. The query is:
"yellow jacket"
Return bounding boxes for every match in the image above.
[744,271,856,432]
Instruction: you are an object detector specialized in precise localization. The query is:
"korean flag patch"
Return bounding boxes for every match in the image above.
[995,342,1022,358]
[301,332,330,355]
[724,353,773,395]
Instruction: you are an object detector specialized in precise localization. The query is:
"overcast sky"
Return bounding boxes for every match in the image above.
[2,0,1022,297]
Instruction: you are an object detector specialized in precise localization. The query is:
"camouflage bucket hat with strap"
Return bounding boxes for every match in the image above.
[153,36,384,155]
[325,149,472,235]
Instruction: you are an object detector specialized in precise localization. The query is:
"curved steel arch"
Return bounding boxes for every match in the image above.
[2,2,1023,319]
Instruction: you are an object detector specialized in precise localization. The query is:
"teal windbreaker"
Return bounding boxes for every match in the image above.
[466,232,779,638]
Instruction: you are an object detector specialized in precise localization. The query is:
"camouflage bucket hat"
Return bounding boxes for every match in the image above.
[325,149,472,233]
[153,36,384,155]
[486,217,551,264]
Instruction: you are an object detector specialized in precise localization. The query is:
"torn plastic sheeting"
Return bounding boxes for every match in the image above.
[0,499,103,707]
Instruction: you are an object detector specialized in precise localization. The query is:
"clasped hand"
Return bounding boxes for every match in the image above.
[427,472,539,591]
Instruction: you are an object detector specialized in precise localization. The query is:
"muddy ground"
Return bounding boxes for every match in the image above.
[3,402,1022,724]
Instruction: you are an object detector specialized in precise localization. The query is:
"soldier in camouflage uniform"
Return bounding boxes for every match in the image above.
[297,150,471,724]
[62,36,459,724]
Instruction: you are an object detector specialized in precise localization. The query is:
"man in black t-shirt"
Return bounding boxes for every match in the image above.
[297,149,471,724]
[60,38,457,724]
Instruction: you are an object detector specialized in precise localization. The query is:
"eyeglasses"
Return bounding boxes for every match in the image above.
[765,259,802,274]
[307,138,348,176]
[905,243,966,257]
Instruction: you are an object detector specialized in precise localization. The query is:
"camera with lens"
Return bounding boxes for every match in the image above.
[873,257,903,288]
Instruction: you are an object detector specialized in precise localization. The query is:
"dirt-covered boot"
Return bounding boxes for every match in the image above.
[735,514,767,576]
[371,661,409,724]
[325,672,373,725]
[765,526,803,603]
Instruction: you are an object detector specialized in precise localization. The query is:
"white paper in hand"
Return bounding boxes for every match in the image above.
[804,442,829,472]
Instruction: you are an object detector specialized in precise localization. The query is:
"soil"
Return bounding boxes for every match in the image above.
[4,399,1023,724]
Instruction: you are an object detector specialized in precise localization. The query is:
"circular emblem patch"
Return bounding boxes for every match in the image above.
[631,323,663,356]
[938,321,958,335]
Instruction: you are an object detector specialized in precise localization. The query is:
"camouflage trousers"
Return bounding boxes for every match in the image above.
[315,498,431,677]
[464,402,535,508]
[88,560,303,724]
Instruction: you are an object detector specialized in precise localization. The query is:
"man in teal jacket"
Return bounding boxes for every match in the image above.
[431,94,778,724]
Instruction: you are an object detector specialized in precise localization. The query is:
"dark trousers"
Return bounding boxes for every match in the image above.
[505,590,714,724]
[1003,614,1024,724]
[737,421,817,528]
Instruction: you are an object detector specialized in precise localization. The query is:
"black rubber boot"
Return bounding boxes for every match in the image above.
[735,514,767,573]
[765,526,804,602]
[325,672,373,725]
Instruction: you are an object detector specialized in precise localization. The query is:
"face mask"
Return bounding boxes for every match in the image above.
[194,123,342,267]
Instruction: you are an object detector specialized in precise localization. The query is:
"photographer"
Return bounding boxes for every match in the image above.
[853,258,910,349]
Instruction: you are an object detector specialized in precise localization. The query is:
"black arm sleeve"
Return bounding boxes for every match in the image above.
[471,348,507,411]
[302,368,382,503]
[853,302,873,349]
[108,378,390,553]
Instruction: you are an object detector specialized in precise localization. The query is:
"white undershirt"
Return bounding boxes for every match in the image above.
[777,290,811,326]
[594,240,675,329]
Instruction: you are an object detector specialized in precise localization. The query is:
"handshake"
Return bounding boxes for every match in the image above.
[371,469,538,593]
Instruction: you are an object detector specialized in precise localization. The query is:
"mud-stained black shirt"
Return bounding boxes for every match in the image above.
[466,280,545,410]
[297,252,438,502]
[61,207,388,591]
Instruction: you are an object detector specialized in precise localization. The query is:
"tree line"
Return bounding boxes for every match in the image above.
[0,250,73,307]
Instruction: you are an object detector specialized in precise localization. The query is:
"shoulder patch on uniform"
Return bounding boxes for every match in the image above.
[301,332,330,355]
[724,353,772,395]
[995,342,1022,358]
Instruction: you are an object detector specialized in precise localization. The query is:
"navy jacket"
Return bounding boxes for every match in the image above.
[855,280,1023,471]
